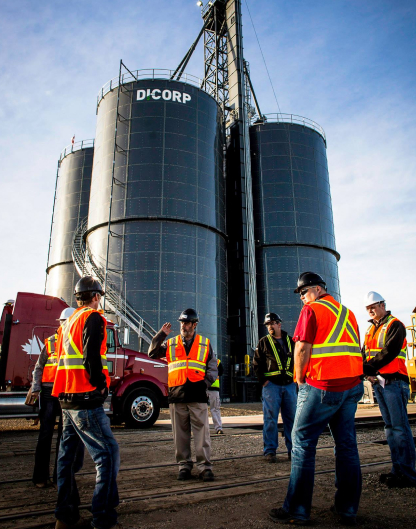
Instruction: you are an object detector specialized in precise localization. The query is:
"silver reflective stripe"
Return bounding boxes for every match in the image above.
[168,360,187,372]
[188,361,206,371]
[169,337,178,362]
[315,299,338,316]
[377,316,394,349]
[346,320,359,342]
[311,344,361,356]
[59,357,84,367]
[197,336,208,362]
[327,304,348,343]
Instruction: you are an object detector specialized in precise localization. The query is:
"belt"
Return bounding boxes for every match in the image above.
[59,390,103,401]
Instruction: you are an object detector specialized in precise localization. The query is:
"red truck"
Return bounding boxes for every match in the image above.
[0,292,168,428]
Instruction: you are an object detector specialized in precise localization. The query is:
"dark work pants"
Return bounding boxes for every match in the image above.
[33,386,62,484]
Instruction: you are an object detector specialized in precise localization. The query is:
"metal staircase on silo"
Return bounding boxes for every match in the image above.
[72,218,157,346]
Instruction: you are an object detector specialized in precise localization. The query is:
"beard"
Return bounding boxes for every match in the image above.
[269,328,275,336]
[181,328,194,340]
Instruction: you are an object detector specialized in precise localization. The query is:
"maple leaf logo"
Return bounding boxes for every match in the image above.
[22,336,43,356]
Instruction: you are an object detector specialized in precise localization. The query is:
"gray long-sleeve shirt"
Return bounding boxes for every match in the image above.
[32,345,51,392]
[149,329,218,403]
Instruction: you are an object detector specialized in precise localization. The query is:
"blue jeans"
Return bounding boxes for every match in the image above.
[56,407,120,529]
[374,380,416,483]
[262,382,297,455]
[282,382,364,522]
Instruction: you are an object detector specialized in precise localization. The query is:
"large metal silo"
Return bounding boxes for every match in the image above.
[45,141,94,306]
[87,71,228,392]
[250,116,340,336]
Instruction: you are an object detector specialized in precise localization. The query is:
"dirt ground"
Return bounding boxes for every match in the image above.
[0,405,415,529]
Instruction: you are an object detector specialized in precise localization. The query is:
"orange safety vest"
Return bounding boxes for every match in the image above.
[52,307,110,395]
[166,334,210,387]
[42,333,59,383]
[364,315,408,377]
[306,295,363,381]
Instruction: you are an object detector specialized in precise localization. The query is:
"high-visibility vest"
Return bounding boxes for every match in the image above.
[52,307,110,395]
[166,334,210,387]
[364,315,408,377]
[42,333,59,383]
[264,334,293,378]
[210,358,221,389]
[306,295,363,380]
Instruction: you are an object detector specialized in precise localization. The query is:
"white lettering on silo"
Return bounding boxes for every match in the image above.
[136,88,191,104]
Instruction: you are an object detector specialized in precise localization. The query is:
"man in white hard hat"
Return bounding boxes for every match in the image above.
[363,291,416,488]
[31,307,76,488]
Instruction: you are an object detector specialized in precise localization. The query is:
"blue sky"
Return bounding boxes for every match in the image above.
[0,0,415,336]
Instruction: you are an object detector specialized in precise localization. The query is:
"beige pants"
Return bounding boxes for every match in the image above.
[169,402,212,472]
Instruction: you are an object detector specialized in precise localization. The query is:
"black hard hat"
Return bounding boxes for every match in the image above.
[264,312,282,325]
[178,308,199,323]
[74,276,105,296]
[294,272,326,294]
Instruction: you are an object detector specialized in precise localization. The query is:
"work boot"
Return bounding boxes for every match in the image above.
[216,429,224,435]
[55,520,74,529]
[379,472,395,483]
[386,475,416,488]
[177,468,192,481]
[264,453,277,463]
[269,507,310,525]
[199,469,215,482]
[330,505,357,526]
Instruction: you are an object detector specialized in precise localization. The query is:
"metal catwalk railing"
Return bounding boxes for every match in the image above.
[72,219,157,345]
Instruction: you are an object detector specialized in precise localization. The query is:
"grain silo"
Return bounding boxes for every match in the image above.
[45,141,94,306]
[250,117,340,336]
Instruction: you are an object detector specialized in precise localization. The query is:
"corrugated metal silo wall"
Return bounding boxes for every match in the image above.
[45,146,94,306]
[87,79,229,394]
[250,122,340,337]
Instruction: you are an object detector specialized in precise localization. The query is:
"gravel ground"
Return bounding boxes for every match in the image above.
[0,406,415,529]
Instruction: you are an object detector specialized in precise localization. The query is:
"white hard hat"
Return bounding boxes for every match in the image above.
[58,307,76,321]
[364,291,385,307]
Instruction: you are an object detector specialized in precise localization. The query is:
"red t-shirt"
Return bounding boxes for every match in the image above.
[293,296,361,392]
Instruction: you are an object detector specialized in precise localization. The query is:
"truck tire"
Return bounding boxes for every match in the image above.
[123,388,160,428]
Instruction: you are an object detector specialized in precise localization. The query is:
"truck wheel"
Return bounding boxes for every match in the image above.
[123,388,160,428]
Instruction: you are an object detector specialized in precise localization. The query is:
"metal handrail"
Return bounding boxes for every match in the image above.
[71,219,157,345]
[59,139,95,163]
[253,113,326,143]
[96,68,207,109]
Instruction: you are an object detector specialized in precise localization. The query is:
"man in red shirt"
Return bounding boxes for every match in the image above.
[269,272,364,526]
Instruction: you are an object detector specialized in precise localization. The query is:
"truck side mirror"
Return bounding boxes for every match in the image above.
[123,327,130,345]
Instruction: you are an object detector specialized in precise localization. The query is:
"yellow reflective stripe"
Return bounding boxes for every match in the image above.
[314,300,359,347]
[45,360,58,366]
[312,299,338,317]
[324,304,345,344]
[197,336,209,362]
[311,351,362,358]
[267,335,283,370]
[265,371,282,376]
[377,315,396,348]
[188,360,207,370]
[168,336,178,362]
[168,361,187,372]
